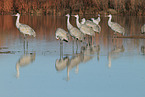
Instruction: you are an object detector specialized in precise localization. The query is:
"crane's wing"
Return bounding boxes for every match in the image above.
[55,28,69,41]
[19,24,36,37]
[85,20,96,27]
[80,24,95,36]
[92,24,101,33]
[69,27,84,41]
[110,22,125,34]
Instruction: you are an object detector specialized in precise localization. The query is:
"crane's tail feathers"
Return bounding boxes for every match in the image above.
[63,39,68,42]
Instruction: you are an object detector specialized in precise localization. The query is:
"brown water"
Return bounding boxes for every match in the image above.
[0,15,145,97]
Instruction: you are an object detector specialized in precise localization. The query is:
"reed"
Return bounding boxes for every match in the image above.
[0,0,144,15]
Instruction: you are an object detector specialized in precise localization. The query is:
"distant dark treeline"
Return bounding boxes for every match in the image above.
[0,0,145,16]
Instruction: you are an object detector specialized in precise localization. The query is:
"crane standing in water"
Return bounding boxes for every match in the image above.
[65,14,84,41]
[106,14,125,35]
[12,13,36,39]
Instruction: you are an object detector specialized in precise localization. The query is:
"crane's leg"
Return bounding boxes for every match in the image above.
[26,40,28,53]
[67,67,70,81]
[93,35,96,46]
[24,34,26,40]
[72,38,75,55]
[23,39,26,54]
[60,40,63,59]
[75,64,79,74]
[76,39,78,53]
[83,36,86,45]
[97,45,100,61]
[88,36,92,46]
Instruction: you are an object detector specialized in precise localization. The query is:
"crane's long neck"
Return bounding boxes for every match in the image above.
[76,16,81,28]
[16,15,20,28]
[98,17,100,23]
[67,16,73,30]
[108,16,112,24]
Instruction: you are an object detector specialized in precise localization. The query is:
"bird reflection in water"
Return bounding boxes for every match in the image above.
[55,43,69,72]
[141,46,145,54]
[108,45,125,68]
[16,53,36,78]
[55,40,100,81]
[16,41,36,78]
[66,47,83,80]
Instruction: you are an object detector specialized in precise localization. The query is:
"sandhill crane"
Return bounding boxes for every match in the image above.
[16,52,36,78]
[55,28,69,71]
[91,14,101,25]
[106,14,125,35]
[65,14,84,41]
[55,28,69,43]
[107,14,125,35]
[141,24,145,34]
[81,18,101,33]
[72,14,95,36]
[12,13,36,39]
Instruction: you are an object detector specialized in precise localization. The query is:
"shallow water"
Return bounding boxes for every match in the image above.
[0,15,145,97]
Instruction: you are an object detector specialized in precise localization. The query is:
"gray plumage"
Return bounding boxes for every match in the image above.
[82,18,101,33]
[141,24,145,34]
[66,14,84,41]
[91,14,101,25]
[55,28,69,42]
[13,13,36,37]
[107,14,125,35]
[73,15,95,36]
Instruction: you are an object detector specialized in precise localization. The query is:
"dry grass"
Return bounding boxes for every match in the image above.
[0,0,145,15]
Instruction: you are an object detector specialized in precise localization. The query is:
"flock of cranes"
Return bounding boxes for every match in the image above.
[12,13,145,43]
[11,13,145,79]
[55,14,126,44]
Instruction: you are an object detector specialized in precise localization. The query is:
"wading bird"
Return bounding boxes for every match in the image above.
[141,24,145,34]
[72,14,95,36]
[55,28,69,43]
[65,14,84,42]
[12,13,36,39]
[106,14,125,35]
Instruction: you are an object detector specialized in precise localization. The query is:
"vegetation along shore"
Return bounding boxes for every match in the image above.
[0,0,145,16]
